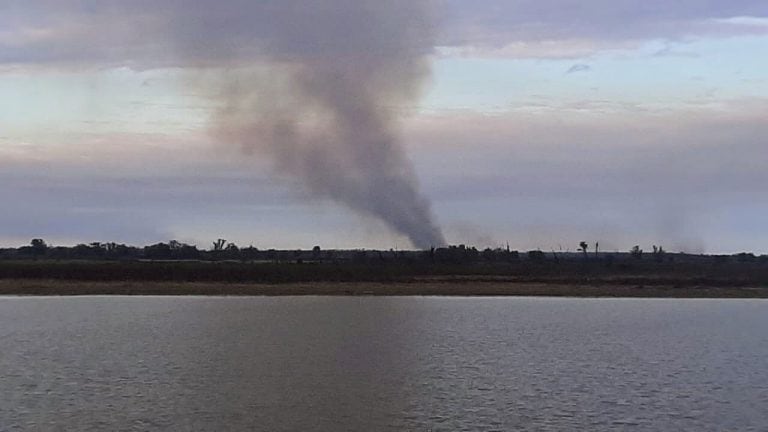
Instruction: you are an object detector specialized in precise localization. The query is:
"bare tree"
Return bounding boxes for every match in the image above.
[212,239,227,251]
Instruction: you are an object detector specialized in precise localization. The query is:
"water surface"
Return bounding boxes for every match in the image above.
[1,296,767,431]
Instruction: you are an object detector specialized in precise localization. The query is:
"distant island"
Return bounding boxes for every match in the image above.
[1,239,766,298]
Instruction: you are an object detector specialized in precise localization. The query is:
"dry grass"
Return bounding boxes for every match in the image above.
[0,279,766,298]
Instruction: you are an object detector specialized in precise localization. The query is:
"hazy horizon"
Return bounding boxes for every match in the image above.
[2,1,767,254]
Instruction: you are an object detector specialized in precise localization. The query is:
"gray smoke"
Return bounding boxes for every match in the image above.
[199,1,446,248]
[5,0,446,248]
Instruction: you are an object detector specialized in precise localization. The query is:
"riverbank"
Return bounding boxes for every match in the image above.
[1,279,766,298]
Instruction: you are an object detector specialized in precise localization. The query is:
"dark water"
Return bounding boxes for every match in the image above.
[1,297,767,431]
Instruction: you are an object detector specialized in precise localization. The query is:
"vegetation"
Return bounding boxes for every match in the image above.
[1,239,768,290]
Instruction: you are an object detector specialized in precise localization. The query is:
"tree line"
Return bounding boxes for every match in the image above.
[2,238,766,266]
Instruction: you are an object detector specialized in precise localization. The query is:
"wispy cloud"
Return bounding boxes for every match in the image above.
[439,0,768,57]
[566,64,592,74]
[652,45,701,58]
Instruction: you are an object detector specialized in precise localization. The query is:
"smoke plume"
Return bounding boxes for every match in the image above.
[203,1,446,248]
[2,0,446,247]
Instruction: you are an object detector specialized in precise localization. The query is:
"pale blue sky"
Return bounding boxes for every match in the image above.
[2,1,767,252]
[425,36,768,112]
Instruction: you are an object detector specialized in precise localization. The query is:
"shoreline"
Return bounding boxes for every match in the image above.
[1,280,766,298]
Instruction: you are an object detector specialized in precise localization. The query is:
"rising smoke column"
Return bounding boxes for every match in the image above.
[206,1,446,248]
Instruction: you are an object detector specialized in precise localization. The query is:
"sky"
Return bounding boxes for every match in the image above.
[1,1,767,253]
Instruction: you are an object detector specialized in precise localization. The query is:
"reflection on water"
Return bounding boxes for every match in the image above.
[1,296,767,431]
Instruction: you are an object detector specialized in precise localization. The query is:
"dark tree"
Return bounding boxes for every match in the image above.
[579,241,589,259]
[30,239,49,258]
[212,239,227,252]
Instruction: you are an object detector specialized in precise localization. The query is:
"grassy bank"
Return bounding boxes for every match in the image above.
[1,279,766,298]
[1,258,767,297]
[2,259,768,285]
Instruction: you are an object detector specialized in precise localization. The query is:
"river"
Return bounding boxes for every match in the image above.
[1,296,766,431]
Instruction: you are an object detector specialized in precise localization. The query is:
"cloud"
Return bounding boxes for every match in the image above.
[440,0,768,45]
[0,138,291,247]
[566,64,591,74]
[1,1,766,66]
[2,99,767,252]
[402,100,768,252]
[436,39,636,60]
[652,45,701,58]
[0,1,435,67]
